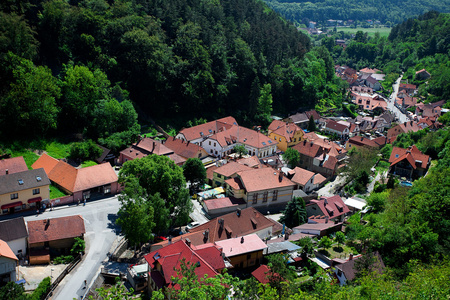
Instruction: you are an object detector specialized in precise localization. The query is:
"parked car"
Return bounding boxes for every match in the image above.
[185,221,200,232]
[154,236,167,242]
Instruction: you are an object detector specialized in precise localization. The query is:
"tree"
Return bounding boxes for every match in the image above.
[283,148,300,168]
[297,237,314,259]
[0,282,26,300]
[307,115,317,132]
[117,190,155,248]
[70,237,85,255]
[93,277,136,300]
[335,231,345,249]
[119,155,192,227]
[256,83,273,126]
[233,144,248,158]
[69,140,102,162]
[183,158,206,191]
[279,197,307,228]
[318,236,332,250]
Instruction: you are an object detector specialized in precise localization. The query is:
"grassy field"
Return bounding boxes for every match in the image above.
[45,141,72,159]
[337,26,391,38]
[50,184,67,199]
[81,160,98,168]
[11,150,39,169]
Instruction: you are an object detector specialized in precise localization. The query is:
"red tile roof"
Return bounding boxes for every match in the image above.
[74,163,118,192]
[292,140,323,158]
[290,167,315,186]
[27,215,85,244]
[236,156,262,168]
[307,196,349,219]
[269,120,303,142]
[203,197,246,210]
[215,234,267,257]
[313,173,327,185]
[387,121,421,138]
[209,125,277,149]
[238,168,296,193]
[0,239,18,261]
[193,244,226,271]
[178,116,238,141]
[347,136,379,148]
[144,240,219,289]
[0,156,28,176]
[389,145,430,169]
[215,161,252,177]
[190,207,282,243]
[164,137,207,159]
[251,264,276,284]
[399,83,417,91]
[325,120,348,133]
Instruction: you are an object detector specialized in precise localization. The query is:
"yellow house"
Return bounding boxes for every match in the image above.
[268,120,305,152]
[0,168,50,215]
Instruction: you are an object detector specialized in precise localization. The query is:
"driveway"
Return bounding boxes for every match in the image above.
[384,75,409,123]
[23,196,121,300]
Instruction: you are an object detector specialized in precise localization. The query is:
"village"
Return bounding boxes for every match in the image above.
[0,65,444,299]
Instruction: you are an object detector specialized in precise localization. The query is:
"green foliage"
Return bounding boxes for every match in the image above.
[71,237,85,255]
[297,237,315,258]
[366,191,389,213]
[0,282,26,300]
[93,277,136,300]
[69,140,102,162]
[80,160,97,168]
[256,83,273,126]
[279,197,307,228]
[335,231,346,248]
[53,255,74,264]
[380,144,393,160]
[49,184,66,199]
[29,277,51,300]
[318,236,333,250]
[283,148,300,168]
[183,158,206,190]
[11,150,39,169]
[233,144,249,158]
[307,115,317,132]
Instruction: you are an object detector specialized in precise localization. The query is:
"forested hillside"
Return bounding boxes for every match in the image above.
[0,0,345,143]
[322,11,450,103]
[264,0,450,25]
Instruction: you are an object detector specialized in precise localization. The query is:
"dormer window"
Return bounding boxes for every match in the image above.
[36,176,41,182]
[18,179,24,185]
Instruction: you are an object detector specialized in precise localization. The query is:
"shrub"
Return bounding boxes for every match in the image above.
[29,277,51,300]
[53,255,74,264]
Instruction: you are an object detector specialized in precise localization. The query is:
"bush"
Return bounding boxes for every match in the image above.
[53,255,74,264]
[70,237,85,255]
[69,140,102,161]
[29,277,51,300]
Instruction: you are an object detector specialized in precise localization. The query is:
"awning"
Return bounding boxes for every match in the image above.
[28,197,42,204]
[1,201,23,209]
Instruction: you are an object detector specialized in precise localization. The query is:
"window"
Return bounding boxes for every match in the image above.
[209,141,211,145]
[10,193,18,200]
[247,254,251,259]
[273,190,278,201]
[32,188,40,195]
[18,179,24,185]
[252,193,258,204]
[293,138,296,142]
[263,191,268,202]
[214,142,216,147]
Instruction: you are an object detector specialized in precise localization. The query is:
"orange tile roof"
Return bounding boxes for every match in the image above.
[133,138,173,156]
[27,215,85,244]
[0,156,28,176]
[0,239,18,261]
[178,116,237,141]
[209,126,277,149]
[215,161,252,177]
[164,137,206,159]
[269,121,303,142]
[389,145,430,169]
[236,156,262,168]
[290,167,315,186]
[74,163,118,192]
[313,173,327,185]
[238,168,295,193]
[31,153,59,175]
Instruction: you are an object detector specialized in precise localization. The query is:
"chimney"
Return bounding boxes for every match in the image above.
[278,171,283,182]
[284,232,290,240]
[203,230,209,239]
[240,236,244,244]
[187,141,190,146]
[219,218,224,229]
[236,208,241,217]
[349,253,353,260]
[185,238,191,248]
[152,141,156,153]
[5,169,8,175]
[410,121,413,126]
[325,216,329,223]
[168,236,172,245]
[173,136,176,141]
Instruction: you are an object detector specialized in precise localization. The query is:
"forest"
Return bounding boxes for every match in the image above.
[263,0,450,25]
[0,0,347,147]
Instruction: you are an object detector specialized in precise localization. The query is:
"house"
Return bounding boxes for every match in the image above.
[352,94,387,112]
[415,100,445,118]
[190,207,283,244]
[293,222,343,237]
[0,157,28,176]
[388,145,430,180]
[306,196,350,222]
[387,121,421,138]
[119,137,184,165]
[289,167,326,192]
[0,217,28,257]
[345,136,384,150]
[285,112,309,128]
[27,215,85,264]
[415,69,431,80]
[144,240,223,292]
[176,116,238,144]
[352,86,373,94]
[252,264,277,284]
[0,239,18,284]
[268,120,304,152]
[212,161,252,188]
[0,168,50,215]
[334,252,385,286]
[323,120,349,139]
[398,83,417,95]
[32,154,119,202]
[215,234,267,269]
[201,125,277,159]
[202,197,247,218]
[359,68,381,75]
[224,168,296,213]
[163,137,208,160]
[365,76,381,91]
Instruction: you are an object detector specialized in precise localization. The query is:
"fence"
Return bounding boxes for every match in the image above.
[43,253,83,300]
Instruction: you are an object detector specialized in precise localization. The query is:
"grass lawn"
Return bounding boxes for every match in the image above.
[50,184,67,199]
[80,160,97,168]
[337,26,391,38]
[376,160,390,174]
[319,243,356,260]
[11,150,39,169]
[45,141,72,159]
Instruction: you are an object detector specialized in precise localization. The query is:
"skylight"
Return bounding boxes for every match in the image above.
[262,142,266,146]
[209,129,212,133]
[395,154,399,158]
[18,179,24,185]
[36,176,41,182]
[268,140,272,144]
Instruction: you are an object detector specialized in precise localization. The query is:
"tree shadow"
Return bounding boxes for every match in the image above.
[107,213,120,233]
[333,246,344,253]
[318,249,331,257]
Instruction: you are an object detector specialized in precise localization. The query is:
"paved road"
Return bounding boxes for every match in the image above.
[384,75,409,123]
[23,196,121,300]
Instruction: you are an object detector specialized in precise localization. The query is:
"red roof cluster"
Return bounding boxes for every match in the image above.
[389,145,430,169]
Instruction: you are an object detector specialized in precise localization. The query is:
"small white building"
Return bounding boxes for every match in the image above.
[0,217,28,258]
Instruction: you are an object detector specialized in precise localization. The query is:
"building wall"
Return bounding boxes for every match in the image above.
[49,237,78,250]
[269,133,288,152]
[0,184,50,215]
[0,256,17,282]
[246,186,294,213]
[6,238,27,257]
[227,250,264,269]
[202,137,277,159]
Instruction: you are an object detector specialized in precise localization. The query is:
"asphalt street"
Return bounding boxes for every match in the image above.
[384,75,409,123]
[23,196,121,300]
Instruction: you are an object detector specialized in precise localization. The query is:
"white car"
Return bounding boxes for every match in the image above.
[186,221,200,232]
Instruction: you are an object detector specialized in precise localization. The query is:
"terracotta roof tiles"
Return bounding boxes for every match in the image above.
[27,215,85,244]
[0,239,18,261]
[0,156,28,176]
